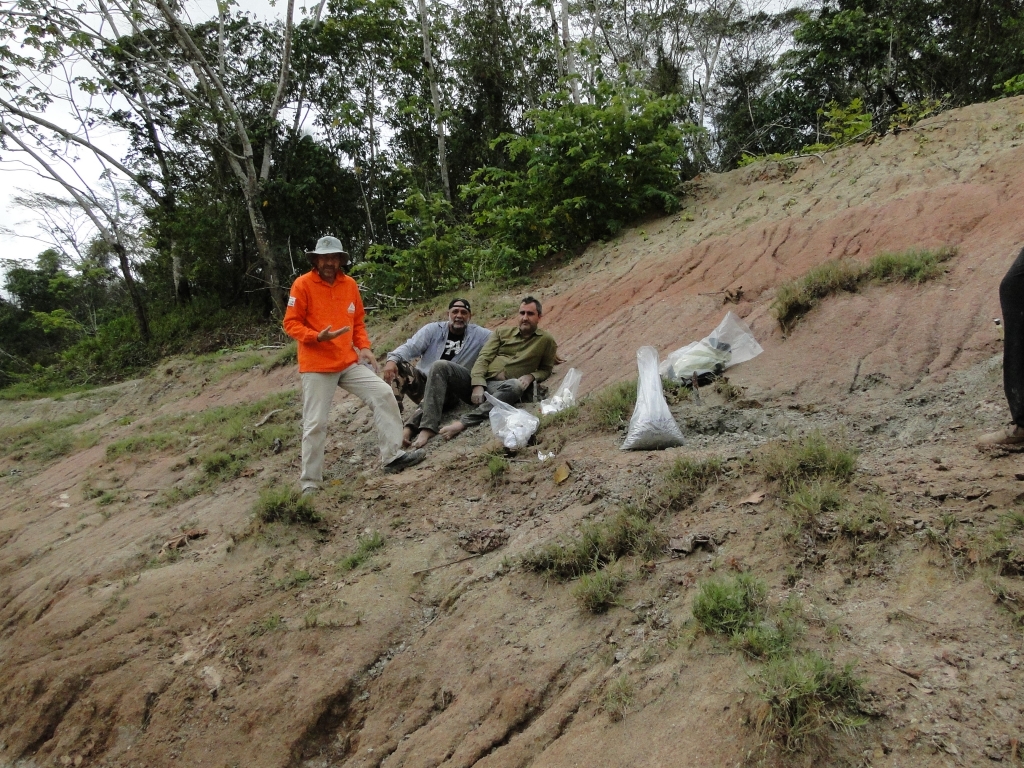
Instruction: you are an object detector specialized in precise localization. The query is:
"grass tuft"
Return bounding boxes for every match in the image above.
[772,260,864,331]
[692,573,767,636]
[338,531,386,572]
[773,247,954,330]
[757,431,857,492]
[252,486,320,525]
[106,432,188,459]
[659,456,724,510]
[602,674,634,721]
[487,454,510,480]
[785,479,847,530]
[587,380,637,430]
[753,652,867,753]
[572,567,627,612]
[538,404,580,430]
[867,246,955,283]
[521,508,663,579]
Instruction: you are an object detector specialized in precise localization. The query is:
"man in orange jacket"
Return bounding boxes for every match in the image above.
[283,236,425,492]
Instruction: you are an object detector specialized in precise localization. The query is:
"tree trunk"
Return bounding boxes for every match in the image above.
[548,3,565,79]
[417,0,451,202]
[561,0,579,104]
[112,242,151,342]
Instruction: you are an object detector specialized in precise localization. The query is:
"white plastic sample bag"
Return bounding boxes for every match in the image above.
[621,346,686,450]
[485,393,540,450]
[659,311,763,382]
[540,368,582,415]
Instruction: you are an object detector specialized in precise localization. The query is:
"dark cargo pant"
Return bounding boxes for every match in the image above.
[1001,245,1024,425]
[405,360,525,433]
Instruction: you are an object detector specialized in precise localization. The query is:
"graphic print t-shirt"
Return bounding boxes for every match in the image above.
[440,329,465,361]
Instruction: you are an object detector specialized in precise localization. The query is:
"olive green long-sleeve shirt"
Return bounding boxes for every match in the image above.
[470,327,558,387]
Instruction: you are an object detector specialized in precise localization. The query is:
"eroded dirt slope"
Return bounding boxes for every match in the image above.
[2,97,1024,768]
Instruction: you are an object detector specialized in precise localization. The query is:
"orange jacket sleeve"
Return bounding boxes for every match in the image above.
[283,278,318,344]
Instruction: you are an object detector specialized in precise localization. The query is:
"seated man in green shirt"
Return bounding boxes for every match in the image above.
[435,296,558,442]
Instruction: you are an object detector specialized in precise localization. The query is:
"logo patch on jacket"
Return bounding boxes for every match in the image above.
[287,295,296,307]
[348,302,355,314]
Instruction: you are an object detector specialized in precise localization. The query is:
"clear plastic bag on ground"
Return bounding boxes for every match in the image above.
[659,311,763,382]
[621,346,685,450]
[485,393,539,450]
[540,368,582,415]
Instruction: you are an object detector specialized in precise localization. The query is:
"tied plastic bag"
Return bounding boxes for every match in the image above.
[621,346,685,450]
[659,311,763,382]
[540,368,582,415]
[485,393,539,450]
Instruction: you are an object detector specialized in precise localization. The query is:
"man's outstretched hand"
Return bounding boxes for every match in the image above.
[381,359,399,384]
[471,385,486,405]
[317,325,350,342]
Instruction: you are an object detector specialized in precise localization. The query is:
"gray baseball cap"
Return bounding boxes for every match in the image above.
[305,236,349,258]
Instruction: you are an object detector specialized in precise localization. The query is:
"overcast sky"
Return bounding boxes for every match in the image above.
[0,0,284,268]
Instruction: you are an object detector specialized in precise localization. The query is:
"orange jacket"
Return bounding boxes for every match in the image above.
[283,270,372,373]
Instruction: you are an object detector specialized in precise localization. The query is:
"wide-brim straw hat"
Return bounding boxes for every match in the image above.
[305,236,349,260]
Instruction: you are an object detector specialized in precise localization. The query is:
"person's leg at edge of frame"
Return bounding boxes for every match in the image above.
[1002,248,1024,427]
[981,247,1024,446]
[337,363,407,465]
[300,371,343,492]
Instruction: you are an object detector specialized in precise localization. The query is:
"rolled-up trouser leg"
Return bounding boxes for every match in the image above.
[300,371,343,491]
[459,379,524,428]
[1001,245,1024,425]
[337,363,405,466]
[419,361,474,433]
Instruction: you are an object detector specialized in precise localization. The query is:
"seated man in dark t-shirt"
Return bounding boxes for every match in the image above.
[381,298,492,447]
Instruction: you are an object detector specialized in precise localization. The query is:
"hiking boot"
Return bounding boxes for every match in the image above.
[383,449,426,473]
[977,424,1024,446]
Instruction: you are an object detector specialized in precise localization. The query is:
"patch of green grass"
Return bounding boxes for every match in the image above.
[602,674,634,721]
[538,404,580,430]
[338,531,386,572]
[487,454,510,480]
[713,377,743,401]
[201,450,244,479]
[773,260,864,331]
[785,479,847,530]
[658,456,723,510]
[211,352,266,381]
[521,509,663,579]
[773,248,955,331]
[867,246,955,284]
[692,573,768,636]
[276,569,313,590]
[0,410,99,458]
[106,432,188,459]
[733,595,804,659]
[252,486,320,525]
[753,652,867,753]
[263,343,298,371]
[757,431,857,492]
[587,380,637,430]
[248,613,284,636]
[572,566,627,613]
[838,494,893,541]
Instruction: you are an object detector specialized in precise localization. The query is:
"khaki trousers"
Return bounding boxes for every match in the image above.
[300,364,404,490]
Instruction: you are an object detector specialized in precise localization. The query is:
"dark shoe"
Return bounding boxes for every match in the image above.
[384,449,426,473]
[977,424,1024,446]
